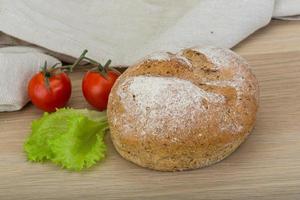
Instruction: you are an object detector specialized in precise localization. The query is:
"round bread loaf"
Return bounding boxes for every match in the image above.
[107,46,259,171]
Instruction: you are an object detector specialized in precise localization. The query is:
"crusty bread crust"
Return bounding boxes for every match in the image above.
[107,47,259,171]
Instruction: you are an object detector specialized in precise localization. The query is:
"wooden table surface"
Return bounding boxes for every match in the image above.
[0,20,300,200]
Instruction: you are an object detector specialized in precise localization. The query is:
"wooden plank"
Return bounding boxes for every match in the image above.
[235,20,300,55]
[0,20,300,200]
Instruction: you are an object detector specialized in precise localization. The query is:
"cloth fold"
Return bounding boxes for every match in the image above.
[0,47,60,111]
[273,0,300,18]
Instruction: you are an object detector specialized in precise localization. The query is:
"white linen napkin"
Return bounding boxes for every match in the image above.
[0,0,277,66]
[1,0,300,66]
[274,0,300,19]
[0,47,61,111]
[0,0,299,112]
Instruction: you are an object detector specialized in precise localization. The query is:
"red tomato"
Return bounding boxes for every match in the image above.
[28,72,72,112]
[82,70,119,111]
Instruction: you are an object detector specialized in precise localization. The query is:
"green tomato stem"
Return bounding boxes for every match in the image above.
[69,49,89,72]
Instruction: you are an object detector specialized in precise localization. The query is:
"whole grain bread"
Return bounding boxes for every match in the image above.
[107,46,259,171]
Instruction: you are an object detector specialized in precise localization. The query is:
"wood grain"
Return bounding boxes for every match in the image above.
[0,20,300,200]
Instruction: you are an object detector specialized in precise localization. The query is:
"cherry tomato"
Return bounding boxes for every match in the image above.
[82,70,119,111]
[28,72,72,112]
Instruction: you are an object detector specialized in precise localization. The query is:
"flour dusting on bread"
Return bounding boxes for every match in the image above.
[117,76,225,132]
[191,46,242,69]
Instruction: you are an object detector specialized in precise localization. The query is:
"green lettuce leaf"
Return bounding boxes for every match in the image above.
[24,108,108,171]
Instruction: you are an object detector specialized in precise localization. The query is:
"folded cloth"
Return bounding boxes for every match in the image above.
[0,0,299,66]
[274,0,300,19]
[0,47,61,112]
